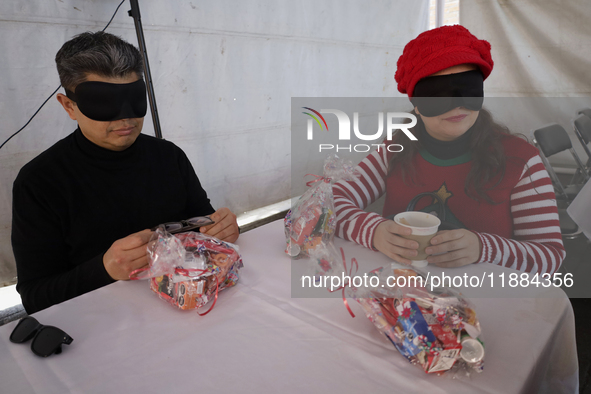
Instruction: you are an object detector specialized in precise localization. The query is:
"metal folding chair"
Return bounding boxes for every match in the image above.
[577,107,591,119]
[532,123,589,202]
[532,124,584,237]
[567,114,591,185]
[573,114,591,164]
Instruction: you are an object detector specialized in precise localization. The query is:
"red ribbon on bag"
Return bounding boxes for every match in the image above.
[129,266,149,280]
[171,268,220,316]
[305,174,332,187]
[327,248,358,318]
[173,267,220,316]
[196,275,219,316]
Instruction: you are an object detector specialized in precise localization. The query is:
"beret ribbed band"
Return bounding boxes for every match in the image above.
[395,25,494,97]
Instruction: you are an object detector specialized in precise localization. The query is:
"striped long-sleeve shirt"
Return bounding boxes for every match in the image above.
[333,136,565,274]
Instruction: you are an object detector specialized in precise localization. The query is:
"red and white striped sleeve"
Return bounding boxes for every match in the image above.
[333,147,390,249]
[474,155,566,275]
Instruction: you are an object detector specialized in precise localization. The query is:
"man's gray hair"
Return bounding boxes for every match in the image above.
[55,31,143,91]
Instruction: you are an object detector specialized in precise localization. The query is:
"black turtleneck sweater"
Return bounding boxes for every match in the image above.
[12,128,214,314]
[419,124,473,160]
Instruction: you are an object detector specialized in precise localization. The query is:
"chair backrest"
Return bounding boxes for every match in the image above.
[573,114,591,145]
[577,107,591,119]
[533,123,572,157]
[533,123,590,188]
[532,138,569,200]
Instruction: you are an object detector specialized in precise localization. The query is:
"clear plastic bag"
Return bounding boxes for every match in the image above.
[130,227,243,313]
[284,155,357,259]
[350,266,485,377]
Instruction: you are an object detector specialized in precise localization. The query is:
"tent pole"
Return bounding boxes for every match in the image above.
[128,0,163,139]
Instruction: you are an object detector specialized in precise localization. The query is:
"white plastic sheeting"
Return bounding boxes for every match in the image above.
[0,1,429,284]
[460,0,591,168]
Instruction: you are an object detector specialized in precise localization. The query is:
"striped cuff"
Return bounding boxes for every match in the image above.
[473,231,489,264]
[366,215,390,251]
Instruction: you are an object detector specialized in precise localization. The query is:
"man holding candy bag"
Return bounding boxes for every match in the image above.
[12,32,239,314]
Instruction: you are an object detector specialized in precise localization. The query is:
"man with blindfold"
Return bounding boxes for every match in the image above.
[12,32,239,314]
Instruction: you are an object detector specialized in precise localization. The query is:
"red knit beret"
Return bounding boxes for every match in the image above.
[395,25,494,97]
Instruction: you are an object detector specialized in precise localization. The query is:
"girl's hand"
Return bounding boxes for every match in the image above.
[425,229,482,267]
[373,220,419,265]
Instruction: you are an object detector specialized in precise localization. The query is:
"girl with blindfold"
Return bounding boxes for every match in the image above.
[333,25,564,274]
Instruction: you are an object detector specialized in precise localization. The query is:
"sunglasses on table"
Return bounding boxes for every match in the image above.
[10,317,73,357]
[152,216,214,234]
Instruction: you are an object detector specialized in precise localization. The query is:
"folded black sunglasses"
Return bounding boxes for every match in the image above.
[10,316,73,357]
[152,216,214,234]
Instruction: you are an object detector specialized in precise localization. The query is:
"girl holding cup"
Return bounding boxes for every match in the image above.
[334,25,564,274]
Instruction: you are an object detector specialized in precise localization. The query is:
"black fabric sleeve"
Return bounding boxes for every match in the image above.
[176,148,215,217]
[12,176,115,314]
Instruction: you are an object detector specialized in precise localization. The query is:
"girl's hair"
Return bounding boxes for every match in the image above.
[388,108,512,204]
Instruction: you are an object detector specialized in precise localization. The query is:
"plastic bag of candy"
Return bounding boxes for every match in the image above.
[351,266,485,378]
[285,155,357,259]
[130,227,243,314]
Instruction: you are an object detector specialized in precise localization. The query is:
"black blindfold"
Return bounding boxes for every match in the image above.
[65,79,147,122]
[410,70,484,117]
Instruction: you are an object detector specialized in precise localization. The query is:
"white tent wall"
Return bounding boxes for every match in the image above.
[0,1,429,285]
[460,0,591,168]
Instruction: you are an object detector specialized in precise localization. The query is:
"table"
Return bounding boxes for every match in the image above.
[0,220,578,394]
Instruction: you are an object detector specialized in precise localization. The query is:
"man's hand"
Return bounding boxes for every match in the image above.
[103,229,153,280]
[425,229,482,268]
[200,207,239,243]
[373,220,419,265]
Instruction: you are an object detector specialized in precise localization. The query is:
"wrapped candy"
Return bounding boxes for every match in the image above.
[350,266,485,377]
[285,155,357,259]
[130,227,243,314]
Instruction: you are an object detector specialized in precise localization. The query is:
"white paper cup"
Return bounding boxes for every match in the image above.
[393,211,441,267]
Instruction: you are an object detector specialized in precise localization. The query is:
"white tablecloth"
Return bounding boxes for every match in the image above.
[0,220,578,394]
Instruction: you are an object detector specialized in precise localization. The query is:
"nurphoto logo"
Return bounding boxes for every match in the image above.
[302,107,418,152]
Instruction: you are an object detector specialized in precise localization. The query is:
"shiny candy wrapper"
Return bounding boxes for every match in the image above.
[350,266,485,378]
[130,227,243,313]
[285,155,356,259]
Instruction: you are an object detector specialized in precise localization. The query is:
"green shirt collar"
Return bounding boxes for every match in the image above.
[419,149,472,166]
